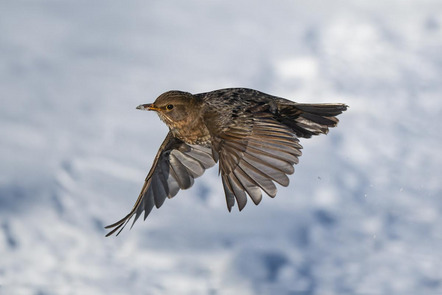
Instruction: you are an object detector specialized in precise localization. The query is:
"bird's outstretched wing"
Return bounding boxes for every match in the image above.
[105,132,216,236]
[211,102,347,211]
[212,112,302,211]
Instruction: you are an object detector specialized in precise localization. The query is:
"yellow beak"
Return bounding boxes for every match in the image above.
[136,103,160,111]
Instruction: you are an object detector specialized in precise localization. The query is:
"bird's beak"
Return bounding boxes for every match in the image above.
[136,103,160,111]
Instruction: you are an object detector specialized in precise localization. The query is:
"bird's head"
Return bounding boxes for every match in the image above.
[136,91,201,128]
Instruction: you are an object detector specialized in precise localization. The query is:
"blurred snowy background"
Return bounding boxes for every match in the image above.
[1,0,442,294]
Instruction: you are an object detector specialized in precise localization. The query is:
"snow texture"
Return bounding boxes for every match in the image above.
[1,0,442,294]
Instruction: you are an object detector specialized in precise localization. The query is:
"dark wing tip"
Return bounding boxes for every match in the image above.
[105,213,133,237]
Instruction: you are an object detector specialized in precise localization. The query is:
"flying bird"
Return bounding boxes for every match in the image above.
[105,88,347,236]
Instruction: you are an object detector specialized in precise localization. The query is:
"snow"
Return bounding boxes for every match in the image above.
[1,0,442,294]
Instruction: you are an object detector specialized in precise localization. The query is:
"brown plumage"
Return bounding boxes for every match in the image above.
[105,88,348,236]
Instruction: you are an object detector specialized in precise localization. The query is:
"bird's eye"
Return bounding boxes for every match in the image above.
[166,104,174,110]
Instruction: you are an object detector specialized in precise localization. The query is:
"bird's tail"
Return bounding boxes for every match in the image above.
[277,103,348,138]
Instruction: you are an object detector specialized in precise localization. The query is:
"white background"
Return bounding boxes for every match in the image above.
[1,1,441,294]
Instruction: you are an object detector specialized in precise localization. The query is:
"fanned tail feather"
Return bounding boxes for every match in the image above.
[279,103,348,138]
